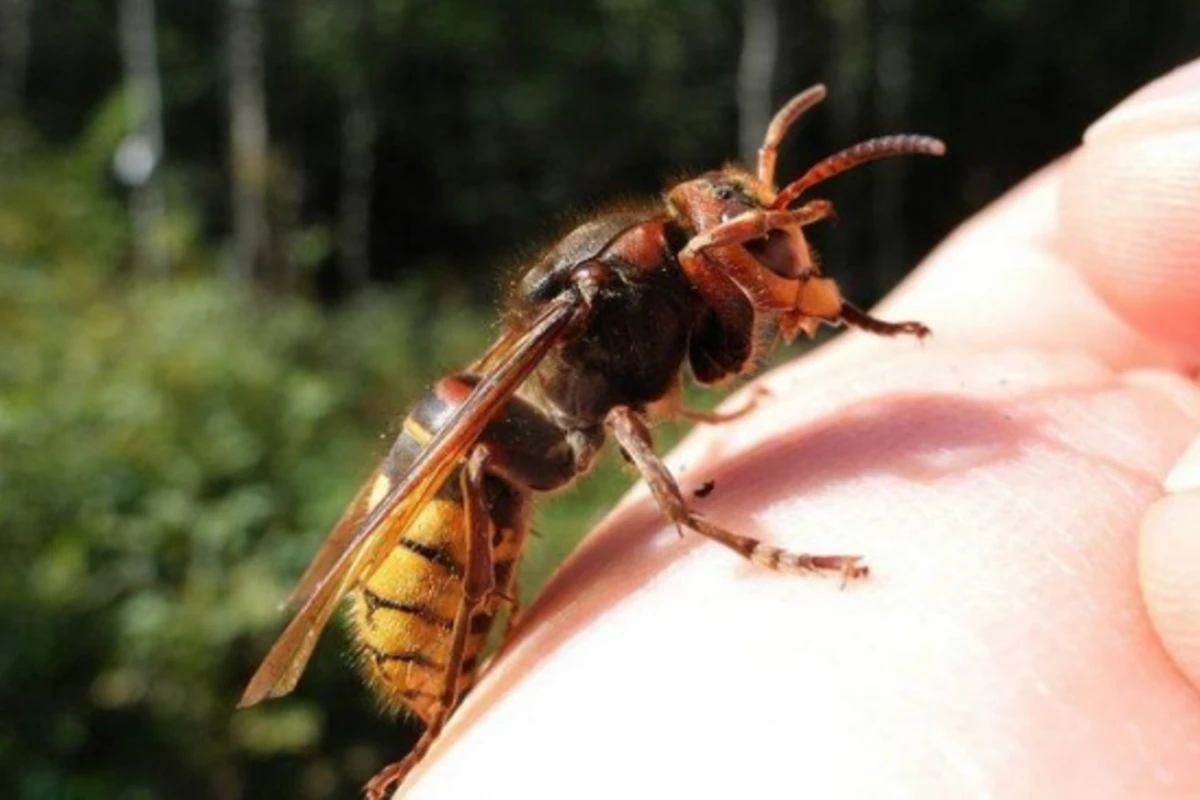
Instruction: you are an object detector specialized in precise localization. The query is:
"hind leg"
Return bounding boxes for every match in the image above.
[364,446,497,800]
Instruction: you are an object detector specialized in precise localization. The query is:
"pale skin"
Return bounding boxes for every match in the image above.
[396,59,1200,797]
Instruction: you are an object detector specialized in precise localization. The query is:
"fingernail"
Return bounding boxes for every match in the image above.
[1084,59,1200,145]
[1164,435,1200,494]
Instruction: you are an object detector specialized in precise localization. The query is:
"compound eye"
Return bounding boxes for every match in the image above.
[715,186,752,222]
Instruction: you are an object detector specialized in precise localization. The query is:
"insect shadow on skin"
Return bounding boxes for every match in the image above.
[237,83,946,800]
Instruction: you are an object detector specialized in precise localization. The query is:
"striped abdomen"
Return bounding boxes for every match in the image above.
[349,468,529,723]
[347,375,573,724]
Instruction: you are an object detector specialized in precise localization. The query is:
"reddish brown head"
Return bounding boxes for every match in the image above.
[666,166,814,281]
[665,84,944,340]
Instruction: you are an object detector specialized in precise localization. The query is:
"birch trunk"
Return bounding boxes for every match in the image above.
[872,0,913,289]
[117,0,168,275]
[0,0,30,120]
[227,0,269,282]
[824,0,869,287]
[737,0,778,170]
[337,0,377,288]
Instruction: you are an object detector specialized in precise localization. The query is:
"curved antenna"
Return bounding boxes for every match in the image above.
[757,84,827,188]
[772,134,945,210]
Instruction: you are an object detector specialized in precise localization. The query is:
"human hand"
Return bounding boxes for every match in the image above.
[401,60,1200,798]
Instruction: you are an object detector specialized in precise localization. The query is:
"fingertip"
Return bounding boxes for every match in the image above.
[1083,58,1200,144]
[1062,58,1200,358]
[1140,490,1200,693]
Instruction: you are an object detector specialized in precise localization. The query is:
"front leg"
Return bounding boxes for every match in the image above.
[657,382,772,425]
[676,203,835,317]
[838,301,930,339]
[678,200,836,260]
[606,406,867,581]
[678,203,930,343]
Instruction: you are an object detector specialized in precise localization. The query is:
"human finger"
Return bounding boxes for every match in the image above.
[1063,57,1200,361]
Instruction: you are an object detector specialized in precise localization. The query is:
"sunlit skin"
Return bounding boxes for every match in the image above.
[397,59,1200,797]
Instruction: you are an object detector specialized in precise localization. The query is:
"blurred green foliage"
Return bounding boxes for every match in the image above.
[2,0,1198,796]
[0,240,462,796]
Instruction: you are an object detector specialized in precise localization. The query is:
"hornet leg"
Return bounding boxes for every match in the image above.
[364,445,498,800]
[607,406,867,582]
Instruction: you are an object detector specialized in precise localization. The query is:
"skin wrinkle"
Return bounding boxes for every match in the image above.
[1068,151,1200,280]
[1032,392,1170,487]
[1063,127,1200,360]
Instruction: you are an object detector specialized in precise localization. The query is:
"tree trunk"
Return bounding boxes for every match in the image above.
[736,0,778,171]
[0,0,30,121]
[872,0,913,289]
[337,0,377,289]
[117,0,168,276]
[824,0,869,289]
[227,0,269,283]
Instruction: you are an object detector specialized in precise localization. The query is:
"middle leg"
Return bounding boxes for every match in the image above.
[657,382,773,426]
[606,406,867,580]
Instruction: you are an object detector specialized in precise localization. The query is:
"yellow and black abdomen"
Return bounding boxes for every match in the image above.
[349,474,529,724]
[346,375,571,725]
